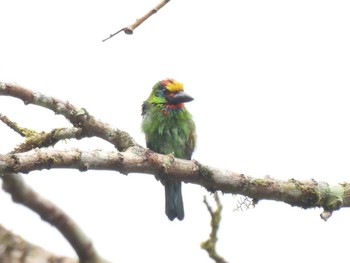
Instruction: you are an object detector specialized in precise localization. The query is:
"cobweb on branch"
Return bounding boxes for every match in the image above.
[232,195,255,212]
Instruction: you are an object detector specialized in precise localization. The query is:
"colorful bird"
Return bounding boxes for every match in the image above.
[141,79,196,221]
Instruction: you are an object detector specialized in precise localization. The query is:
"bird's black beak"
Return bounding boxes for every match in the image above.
[167,91,194,104]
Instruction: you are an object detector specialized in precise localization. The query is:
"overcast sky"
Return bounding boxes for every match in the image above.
[1,1,350,262]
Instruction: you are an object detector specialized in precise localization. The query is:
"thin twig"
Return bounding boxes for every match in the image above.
[0,113,27,137]
[102,28,125,42]
[201,193,228,263]
[102,0,171,41]
[13,127,85,153]
[0,113,85,153]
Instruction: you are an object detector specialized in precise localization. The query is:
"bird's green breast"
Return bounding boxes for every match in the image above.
[141,104,196,160]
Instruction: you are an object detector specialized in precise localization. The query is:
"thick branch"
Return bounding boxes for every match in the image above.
[0,224,76,263]
[0,82,137,151]
[1,173,108,263]
[0,147,349,219]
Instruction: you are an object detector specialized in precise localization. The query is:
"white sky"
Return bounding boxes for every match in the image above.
[1,1,350,262]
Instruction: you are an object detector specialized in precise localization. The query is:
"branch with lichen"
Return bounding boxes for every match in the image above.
[0,113,28,136]
[0,118,85,153]
[1,81,350,221]
[102,0,171,41]
[0,82,137,151]
[1,80,350,262]
[201,193,227,263]
[0,82,113,262]
[0,147,349,220]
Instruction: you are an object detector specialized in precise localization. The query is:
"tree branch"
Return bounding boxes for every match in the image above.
[0,113,86,153]
[0,82,114,262]
[201,193,227,263]
[102,0,171,41]
[1,79,348,246]
[12,127,86,153]
[0,224,77,263]
[1,173,109,263]
[0,82,137,151]
[0,113,27,137]
[0,147,349,220]
[1,79,348,263]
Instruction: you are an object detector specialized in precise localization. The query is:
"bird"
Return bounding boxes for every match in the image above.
[141,79,196,221]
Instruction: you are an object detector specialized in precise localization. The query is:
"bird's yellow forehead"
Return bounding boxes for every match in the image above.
[162,79,184,92]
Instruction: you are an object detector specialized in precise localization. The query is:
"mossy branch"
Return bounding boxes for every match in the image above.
[201,193,228,263]
[0,82,137,152]
[1,81,350,221]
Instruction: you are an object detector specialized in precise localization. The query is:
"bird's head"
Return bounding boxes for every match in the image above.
[148,79,194,106]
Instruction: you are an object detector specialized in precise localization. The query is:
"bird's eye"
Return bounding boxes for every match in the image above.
[162,89,170,96]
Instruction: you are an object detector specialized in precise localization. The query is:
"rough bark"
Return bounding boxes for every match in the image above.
[0,225,76,263]
[0,147,349,220]
[1,81,349,262]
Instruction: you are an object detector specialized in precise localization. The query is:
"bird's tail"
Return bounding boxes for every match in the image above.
[164,181,184,221]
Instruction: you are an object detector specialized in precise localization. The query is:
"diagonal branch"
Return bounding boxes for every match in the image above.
[0,113,27,137]
[0,81,137,152]
[1,173,109,263]
[102,0,171,41]
[0,147,349,220]
[0,143,107,263]
[0,224,77,263]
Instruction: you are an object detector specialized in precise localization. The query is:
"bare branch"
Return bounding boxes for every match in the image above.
[201,193,228,263]
[0,224,77,263]
[0,147,349,219]
[1,173,109,263]
[0,82,137,151]
[102,0,171,41]
[203,196,214,217]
